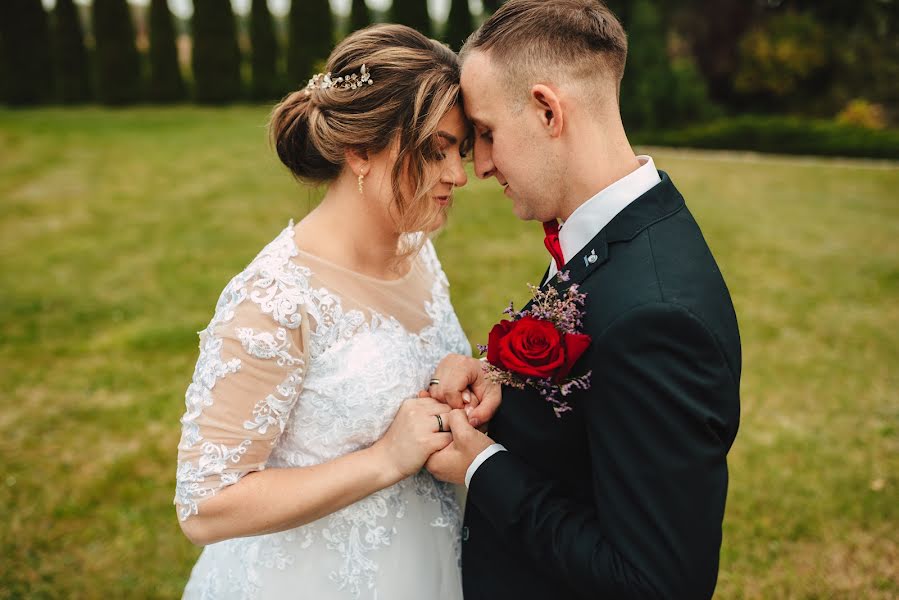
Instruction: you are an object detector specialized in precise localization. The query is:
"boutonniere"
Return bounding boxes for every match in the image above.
[477,273,592,417]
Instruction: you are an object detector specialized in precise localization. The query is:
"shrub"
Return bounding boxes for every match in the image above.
[634,115,899,160]
[836,100,887,131]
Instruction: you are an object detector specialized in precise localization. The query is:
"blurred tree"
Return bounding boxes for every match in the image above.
[250,0,280,99]
[92,0,142,104]
[481,0,504,15]
[619,0,673,131]
[390,0,432,37]
[674,0,760,106]
[350,0,372,33]
[52,0,90,103]
[444,0,473,51]
[734,12,829,110]
[288,0,333,89]
[148,0,186,102]
[0,0,53,105]
[192,0,242,103]
[779,0,898,119]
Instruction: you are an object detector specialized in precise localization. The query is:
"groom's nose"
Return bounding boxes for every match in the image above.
[473,142,495,180]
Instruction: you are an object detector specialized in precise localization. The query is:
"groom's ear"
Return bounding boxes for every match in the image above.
[530,84,564,138]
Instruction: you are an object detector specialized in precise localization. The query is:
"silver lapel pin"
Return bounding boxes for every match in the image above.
[585,249,598,265]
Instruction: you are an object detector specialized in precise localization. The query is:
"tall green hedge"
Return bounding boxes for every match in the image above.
[52,0,91,103]
[287,0,334,88]
[191,0,242,104]
[633,115,899,160]
[444,0,473,51]
[0,0,54,105]
[390,0,431,37]
[250,0,280,100]
[148,0,186,102]
[92,0,142,105]
[350,0,372,33]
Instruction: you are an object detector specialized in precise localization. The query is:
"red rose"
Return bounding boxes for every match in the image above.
[487,316,591,381]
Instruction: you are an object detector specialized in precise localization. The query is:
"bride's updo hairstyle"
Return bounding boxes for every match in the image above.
[270,24,464,236]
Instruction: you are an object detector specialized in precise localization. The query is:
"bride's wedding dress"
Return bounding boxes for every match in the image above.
[175,223,469,599]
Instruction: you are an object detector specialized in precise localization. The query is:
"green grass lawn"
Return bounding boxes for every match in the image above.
[1,107,897,598]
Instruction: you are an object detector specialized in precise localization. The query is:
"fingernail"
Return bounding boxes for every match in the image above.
[462,391,471,404]
[469,418,479,427]
[465,406,473,416]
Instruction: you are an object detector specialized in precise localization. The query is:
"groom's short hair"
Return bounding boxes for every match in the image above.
[461,0,627,106]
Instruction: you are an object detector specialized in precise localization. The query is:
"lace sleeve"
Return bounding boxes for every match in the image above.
[174,273,310,522]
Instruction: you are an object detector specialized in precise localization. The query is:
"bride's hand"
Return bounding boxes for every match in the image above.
[374,397,454,480]
[428,354,502,428]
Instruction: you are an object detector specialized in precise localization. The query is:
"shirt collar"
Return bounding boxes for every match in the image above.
[544,156,661,283]
[558,155,661,264]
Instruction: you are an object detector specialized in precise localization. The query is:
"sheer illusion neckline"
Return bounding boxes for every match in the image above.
[289,225,419,286]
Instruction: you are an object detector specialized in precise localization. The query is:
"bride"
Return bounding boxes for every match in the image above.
[174,25,472,599]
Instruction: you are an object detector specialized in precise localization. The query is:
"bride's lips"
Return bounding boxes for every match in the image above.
[434,195,451,206]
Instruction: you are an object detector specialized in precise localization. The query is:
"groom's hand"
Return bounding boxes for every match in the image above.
[429,354,502,428]
[425,409,494,485]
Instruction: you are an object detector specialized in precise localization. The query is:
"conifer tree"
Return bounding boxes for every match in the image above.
[390,0,431,37]
[0,0,53,105]
[52,0,91,103]
[350,0,372,33]
[482,0,503,15]
[444,0,473,51]
[148,0,186,102]
[192,0,242,103]
[250,0,280,100]
[92,0,142,104]
[619,0,673,131]
[287,0,334,88]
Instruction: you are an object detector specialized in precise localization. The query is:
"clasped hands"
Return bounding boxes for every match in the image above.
[417,354,502,485]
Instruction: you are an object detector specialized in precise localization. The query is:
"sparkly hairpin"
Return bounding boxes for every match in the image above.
[305,64,373,95]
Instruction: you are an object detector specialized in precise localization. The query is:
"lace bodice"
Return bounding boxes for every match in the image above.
[175,222,470,599]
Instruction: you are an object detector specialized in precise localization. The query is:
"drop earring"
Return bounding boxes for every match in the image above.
[358,173,364,196]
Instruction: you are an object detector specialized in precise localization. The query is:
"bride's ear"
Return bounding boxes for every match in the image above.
[530,84,564,138]
[344,148,370,177]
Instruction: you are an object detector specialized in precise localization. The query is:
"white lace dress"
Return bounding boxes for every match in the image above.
[174,222,470,599]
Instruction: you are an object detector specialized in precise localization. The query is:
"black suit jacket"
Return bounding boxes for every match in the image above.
[462,173,741,599]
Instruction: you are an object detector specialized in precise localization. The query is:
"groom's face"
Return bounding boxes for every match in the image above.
[461,52,558,222]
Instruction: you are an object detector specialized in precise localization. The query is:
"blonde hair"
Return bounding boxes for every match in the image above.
[270,25,464,245]
[461,0,628,106]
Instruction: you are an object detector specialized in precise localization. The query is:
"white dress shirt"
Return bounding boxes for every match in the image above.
[464,156,662,489]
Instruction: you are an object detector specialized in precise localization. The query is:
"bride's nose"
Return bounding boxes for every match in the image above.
[442,158,468,189]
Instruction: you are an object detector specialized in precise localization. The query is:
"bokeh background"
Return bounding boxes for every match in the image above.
[1,0,897,597]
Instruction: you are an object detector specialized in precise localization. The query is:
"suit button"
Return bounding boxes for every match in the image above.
[461,526,469,541]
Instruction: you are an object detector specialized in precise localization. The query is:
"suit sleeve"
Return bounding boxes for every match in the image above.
[467,302,740,599]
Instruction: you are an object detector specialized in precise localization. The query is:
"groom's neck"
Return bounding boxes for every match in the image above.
[557,118,639,222]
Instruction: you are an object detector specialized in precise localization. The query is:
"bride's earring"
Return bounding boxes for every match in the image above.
[358,173,364,196]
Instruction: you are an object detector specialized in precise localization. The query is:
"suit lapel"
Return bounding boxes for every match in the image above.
[528,171,685,306]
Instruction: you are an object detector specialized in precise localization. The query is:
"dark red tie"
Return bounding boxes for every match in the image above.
[543,220,565,270]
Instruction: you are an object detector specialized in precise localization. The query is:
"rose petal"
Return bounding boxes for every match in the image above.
[556,333,592,381]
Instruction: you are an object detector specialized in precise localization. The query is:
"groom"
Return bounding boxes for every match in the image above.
[425,1,741,598]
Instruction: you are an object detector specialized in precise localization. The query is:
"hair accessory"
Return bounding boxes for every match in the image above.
[305,64,373,95]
